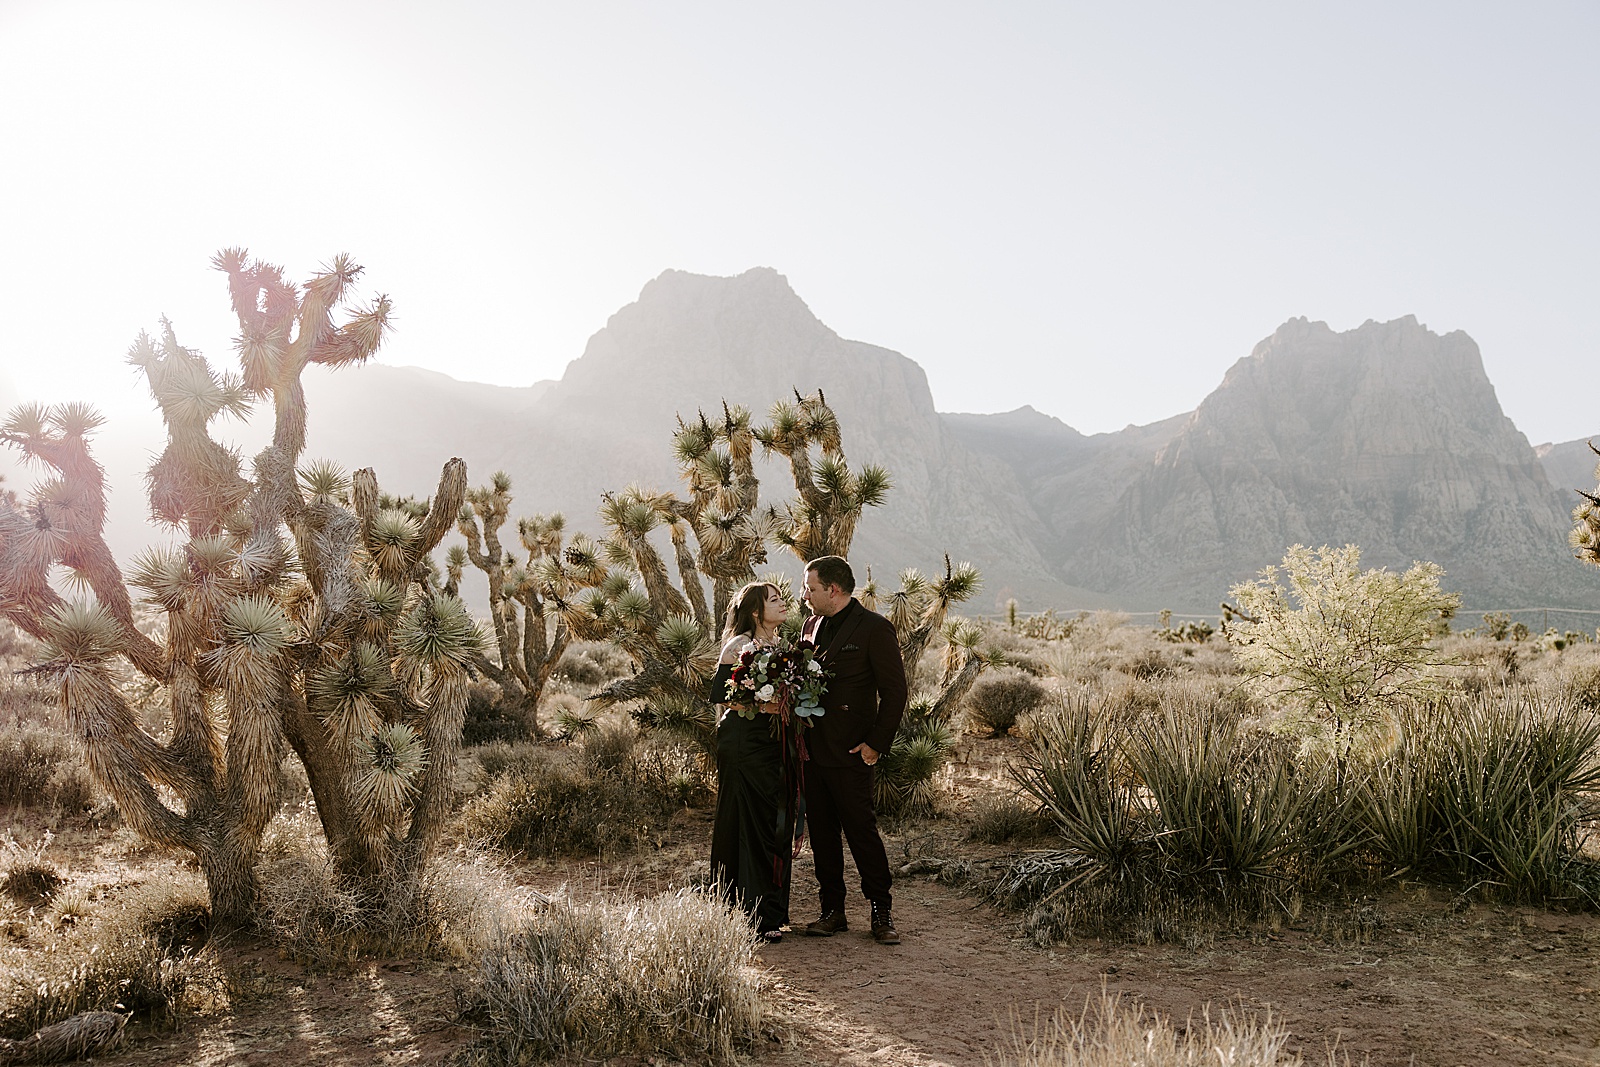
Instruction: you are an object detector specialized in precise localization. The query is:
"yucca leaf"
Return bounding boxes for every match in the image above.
[41,601,123,664]
[353,723,427,813]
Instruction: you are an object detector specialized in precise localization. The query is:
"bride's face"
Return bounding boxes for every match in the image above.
[760,587,789,628]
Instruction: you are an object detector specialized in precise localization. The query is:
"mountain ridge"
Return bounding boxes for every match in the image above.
[20,267,1598,618]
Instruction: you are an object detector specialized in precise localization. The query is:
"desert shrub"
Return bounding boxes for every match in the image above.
[553,641,633,690]
[463,681,523,747]
[1126,706,1303,886]
[0,880,216,1038]
[472,740,549,783]
[967,670,1049,737]
[0,679,52,725]
[1009,689,1370,940]
[1004,651,1054,677]
[1079,674,1153,720]
[1121,647,1173,679]
[965,793,1054,845]
[991,991,1333,1067]
[1010,680,1600,942]
[1225,543,1460,742]
[259,807,523,961]
[460,888,766,1064]
[459,732,708,858]
[875,698,955,817]
[0,726,97,810]
[1013,690,1148,884]
[1,834,65,907]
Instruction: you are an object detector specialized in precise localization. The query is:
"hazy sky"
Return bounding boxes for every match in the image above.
[1,1,1595,442]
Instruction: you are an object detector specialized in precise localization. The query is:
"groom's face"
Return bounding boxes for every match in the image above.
[804,571,848,616]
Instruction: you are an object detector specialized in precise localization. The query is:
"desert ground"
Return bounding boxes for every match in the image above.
[4,618,1600,1066]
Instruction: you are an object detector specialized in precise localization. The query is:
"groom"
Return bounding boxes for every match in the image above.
[799,555,908,944]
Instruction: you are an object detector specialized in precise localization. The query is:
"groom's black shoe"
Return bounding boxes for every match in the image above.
[804,909,848,936]
[870,902,900,945]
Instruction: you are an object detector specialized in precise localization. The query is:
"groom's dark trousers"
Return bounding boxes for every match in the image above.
[807,762,891,909]
[801,597,908,912]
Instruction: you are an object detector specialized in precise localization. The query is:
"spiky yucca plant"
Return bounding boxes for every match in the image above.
[449,473,574,738]
[0,251,482,927]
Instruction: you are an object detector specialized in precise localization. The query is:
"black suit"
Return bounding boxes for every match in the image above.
[802,598,908,913]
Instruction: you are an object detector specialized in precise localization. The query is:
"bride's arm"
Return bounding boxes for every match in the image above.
[711,636,754,705]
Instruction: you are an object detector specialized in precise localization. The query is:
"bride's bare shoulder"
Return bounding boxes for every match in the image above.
[720,634,754,664]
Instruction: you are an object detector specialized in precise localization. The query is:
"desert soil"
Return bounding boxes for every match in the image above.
[15,740,1600,1067]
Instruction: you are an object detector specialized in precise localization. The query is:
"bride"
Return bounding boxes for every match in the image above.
[708,581,798,942]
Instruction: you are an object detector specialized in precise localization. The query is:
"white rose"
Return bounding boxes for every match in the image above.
[808,660,823,673]
[756,684,776,702]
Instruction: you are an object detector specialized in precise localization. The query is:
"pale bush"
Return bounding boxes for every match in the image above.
[0,726,98,810]
[990,991,1344,1066]
[0,877,216,1039]
[459,731,709,859]
[463,887,767,1063]
[259,806,524,960]
[1226,544,1459,740]
[966,793,1053,844]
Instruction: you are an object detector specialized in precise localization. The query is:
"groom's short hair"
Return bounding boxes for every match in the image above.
[806,555,855,594]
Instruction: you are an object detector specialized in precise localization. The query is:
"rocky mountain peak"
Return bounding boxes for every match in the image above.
[1073,315,1571,607]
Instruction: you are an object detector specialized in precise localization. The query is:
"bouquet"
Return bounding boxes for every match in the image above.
[726,638,829,724]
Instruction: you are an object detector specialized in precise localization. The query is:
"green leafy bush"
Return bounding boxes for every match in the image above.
[1225,543,1460,742]
[966,670,1049,737]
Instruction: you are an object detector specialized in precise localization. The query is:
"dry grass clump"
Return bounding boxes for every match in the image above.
[967,671,1050,738]
[0,877,217,1040]
[551,640,635,690]
[966,793,1055,845]
[1,861,63,909]
[990,991,1348,1066]
[0,725,99,812]
[458,725,710,859]
[258,805,523,962]
[459,887,768,1064]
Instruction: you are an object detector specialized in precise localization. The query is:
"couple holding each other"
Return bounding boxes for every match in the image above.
[708,555,909,945]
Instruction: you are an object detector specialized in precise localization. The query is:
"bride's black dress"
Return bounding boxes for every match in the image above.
[708,662,799,936]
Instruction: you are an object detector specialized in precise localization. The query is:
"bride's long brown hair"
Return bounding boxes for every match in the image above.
[723,582,781,641]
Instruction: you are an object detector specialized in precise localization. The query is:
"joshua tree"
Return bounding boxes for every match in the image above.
[568,392,880,743]
[668,403,779,624]
[0,251,481,927]
[547,484,724,752]
[449,472,573,738]
[758,390,890,561]
[862,554,983,695]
